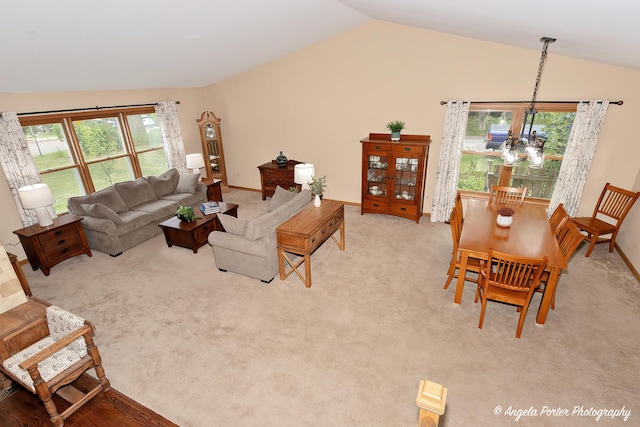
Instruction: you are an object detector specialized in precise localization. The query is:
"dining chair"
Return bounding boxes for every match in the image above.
[454,191,464,222]
[571,182,640,257]
[475,249,548,338]
[444,206,480,290]
[489,185,527,205]
[549,203,570,237]
[535,219,584,309]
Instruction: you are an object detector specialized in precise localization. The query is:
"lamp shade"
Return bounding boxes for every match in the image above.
[17,183,55,209]
[18,183,56,227]
[294,163,315,188]
[186,153,205,169]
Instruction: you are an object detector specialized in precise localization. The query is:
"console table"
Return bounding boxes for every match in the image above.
[276,200,345,288]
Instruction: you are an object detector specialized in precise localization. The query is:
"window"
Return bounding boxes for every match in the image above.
[20,107,167,213]
[459,103,576,200]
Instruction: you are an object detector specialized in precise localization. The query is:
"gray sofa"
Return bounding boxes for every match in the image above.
[208,187,312,282]
[67,168,206,256]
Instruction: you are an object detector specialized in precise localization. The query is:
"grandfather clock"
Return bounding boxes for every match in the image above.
[197,111,229,192]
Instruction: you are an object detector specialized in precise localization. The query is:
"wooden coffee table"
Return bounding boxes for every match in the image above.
[158,202,238,253]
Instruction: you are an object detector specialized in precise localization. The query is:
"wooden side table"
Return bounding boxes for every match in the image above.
[276,200,345,288]
[202,178,223,202]
[13,215,92,276]
[257,160,302,200]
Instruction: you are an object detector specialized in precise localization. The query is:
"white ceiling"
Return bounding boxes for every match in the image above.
[2,0,639,94]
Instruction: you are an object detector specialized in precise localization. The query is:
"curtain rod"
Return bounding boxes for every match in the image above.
[439,100,623,106]
[14,101,180,116]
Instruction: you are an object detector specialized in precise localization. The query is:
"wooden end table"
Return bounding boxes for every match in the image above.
[158,202,238,253]
[13,215,92,276]
[276,200,345,288]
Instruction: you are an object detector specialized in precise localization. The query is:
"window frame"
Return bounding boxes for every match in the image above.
[461,102,577,204]
[19,106,166,212]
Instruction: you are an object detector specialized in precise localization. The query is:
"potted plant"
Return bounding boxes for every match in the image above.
[386,120,405,141]
[309,176,326,207]
[496,206,514,227]
[175,205,197,222]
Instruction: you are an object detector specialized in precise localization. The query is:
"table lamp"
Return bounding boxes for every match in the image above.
[18,183,56,227]
[294,163,315,190]
[186,153,206,180]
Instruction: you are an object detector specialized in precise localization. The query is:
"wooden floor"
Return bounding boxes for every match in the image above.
[0,374,178,426]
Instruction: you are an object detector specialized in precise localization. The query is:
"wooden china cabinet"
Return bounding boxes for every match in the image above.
[360,133,430,223]
[197,111,229,192]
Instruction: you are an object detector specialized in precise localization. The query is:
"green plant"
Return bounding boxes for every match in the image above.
[288,187,300,193]
[386,121,405,133]
[175,205,197,222]
[309,176,326,196]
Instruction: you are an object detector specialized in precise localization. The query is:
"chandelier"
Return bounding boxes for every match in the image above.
[502,37,555,169]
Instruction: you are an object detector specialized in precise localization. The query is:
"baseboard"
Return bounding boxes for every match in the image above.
[615,244,640,283]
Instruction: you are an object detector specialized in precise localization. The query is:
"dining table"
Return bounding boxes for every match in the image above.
[454,199,567,324]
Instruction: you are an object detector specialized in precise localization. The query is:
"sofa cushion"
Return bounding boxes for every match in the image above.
[115,210,155,236]
[115,178,158,208]
[245,189,311,241]
[81,203,122,224]
[176,174,199,194]
[148,168,180,197]
[217,213,248,236]
[268,186,298,212]
[130,199,179,222]
[68,187,128,216]
[160,191,204,207]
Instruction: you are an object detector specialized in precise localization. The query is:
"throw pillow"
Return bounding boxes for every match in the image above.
[81,203,123,224]
[217,213,248,236]
[114,178,158,208]
[148,168,179,197]
[268,186,297,211]
[176,173,199,194]
[90,187,129,213]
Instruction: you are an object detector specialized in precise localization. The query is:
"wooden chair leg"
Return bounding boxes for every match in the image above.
[478,296,487,329]
[584,233,599,257]
[29,369,63,427]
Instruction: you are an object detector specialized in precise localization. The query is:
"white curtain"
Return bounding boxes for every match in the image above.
[431,100,470,222]
[548,100,609,217]
[0,112,43,226]
[155,101,187,174]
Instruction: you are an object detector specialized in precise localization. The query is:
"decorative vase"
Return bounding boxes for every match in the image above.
[391,131,401,142]
[496,214,513,227]
[276,151,288,167]
[314,194,322,207]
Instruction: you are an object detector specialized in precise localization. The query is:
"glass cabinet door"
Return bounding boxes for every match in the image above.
[393,156,419,202]
[366,154,389,197]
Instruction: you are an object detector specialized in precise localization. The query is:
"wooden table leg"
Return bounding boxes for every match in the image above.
[453,251,469,304]
[278,248,286,280]
[304,254,312,288]
[536,267,561,324]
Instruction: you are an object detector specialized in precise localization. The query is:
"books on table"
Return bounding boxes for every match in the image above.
[200,202,220,215]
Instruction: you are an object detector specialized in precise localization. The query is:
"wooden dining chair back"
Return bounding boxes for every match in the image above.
[549,203,570,237]
[536,219,584,309]
[571,183,640,257]
[454,191,463,222]
[489,185,527,205]
[475,249,548,338]
[444,207,480,290]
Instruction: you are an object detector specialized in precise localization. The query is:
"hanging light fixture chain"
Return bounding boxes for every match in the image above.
[529,37,556,112]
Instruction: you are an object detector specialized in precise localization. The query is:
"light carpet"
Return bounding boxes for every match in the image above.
[23,189,639,426]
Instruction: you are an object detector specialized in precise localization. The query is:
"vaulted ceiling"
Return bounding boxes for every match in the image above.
[2,0,638,94]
